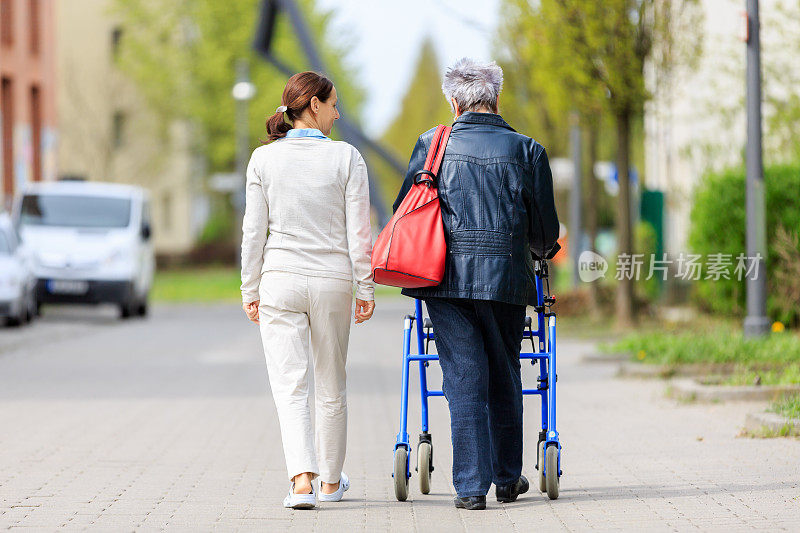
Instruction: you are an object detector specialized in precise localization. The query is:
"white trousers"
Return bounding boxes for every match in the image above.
[258,271,352,483]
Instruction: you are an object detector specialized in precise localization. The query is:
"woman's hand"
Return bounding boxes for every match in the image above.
[243,300,260,324]
[354,299,375,324]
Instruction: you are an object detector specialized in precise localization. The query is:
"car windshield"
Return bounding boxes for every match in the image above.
[20,194,132,229]
[0,231,9,255]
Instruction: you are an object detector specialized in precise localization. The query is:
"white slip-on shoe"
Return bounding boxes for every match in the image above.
[318,472,350,502]
[283,482,316,509]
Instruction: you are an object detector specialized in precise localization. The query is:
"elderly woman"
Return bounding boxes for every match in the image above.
[241,71,375,509]
[393,58,560,510]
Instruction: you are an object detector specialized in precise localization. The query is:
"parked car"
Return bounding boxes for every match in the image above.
[0,213,36,326]
[15,181,155,319]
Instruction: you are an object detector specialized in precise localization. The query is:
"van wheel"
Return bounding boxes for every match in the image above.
[120,301,134,319]
[136,299,148,317]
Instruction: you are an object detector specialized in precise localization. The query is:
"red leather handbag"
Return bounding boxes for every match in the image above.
[371,125,452,288]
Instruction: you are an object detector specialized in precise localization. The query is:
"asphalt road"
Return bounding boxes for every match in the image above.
[0,300,798,531]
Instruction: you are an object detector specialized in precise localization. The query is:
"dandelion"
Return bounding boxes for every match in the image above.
[637,350,646,360]
[772,321,785,333]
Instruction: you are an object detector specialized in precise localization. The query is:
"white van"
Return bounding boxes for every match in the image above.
[15,181,155,318]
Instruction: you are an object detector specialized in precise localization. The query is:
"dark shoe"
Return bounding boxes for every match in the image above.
[453,495,486,510]
[495,475,529,503]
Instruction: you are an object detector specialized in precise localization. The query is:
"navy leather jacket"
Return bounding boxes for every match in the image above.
[392,112,560,306]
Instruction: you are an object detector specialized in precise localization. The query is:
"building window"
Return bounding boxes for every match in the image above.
[2,77,14,201]
[1,0,13,46]
[111,26,123,62]
[112,111,126,149]
[29,0,40,54]
[30,85,41,182]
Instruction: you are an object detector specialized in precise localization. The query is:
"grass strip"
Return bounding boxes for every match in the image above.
[769,395,800,420]
[152,267,402,303]
[603,329,800,367]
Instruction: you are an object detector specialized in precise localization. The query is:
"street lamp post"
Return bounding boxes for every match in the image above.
[232,59,256,267]
[744,0,769,337]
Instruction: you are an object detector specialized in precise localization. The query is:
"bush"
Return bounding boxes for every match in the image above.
[688,163,800,324]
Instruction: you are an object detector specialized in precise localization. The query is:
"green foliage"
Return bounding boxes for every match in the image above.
[770,395,800,420]
[606,328,800,366]
[111,0,364,172]
[198,201,234,245]
[493,0,571,154]
[718,365,800,386]
[369,38,454,208]
[688,163,800,322]
[381,39,453,158]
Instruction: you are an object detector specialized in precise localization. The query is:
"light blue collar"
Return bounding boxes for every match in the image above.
[285,128,329,140]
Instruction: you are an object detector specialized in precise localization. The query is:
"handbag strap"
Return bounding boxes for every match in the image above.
[422,125,452,176]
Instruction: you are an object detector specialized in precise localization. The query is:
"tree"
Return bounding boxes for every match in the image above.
[381,39,453,163]
[369,38,453,209]
[501,0,700,327]
[494,0,571,157]
[111,0,364,173]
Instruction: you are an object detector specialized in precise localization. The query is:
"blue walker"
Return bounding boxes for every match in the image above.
[392,259,562,501]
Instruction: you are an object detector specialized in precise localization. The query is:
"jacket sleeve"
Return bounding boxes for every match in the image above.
[240,151,268,303]
[528,147,560,260]
[345,148,375,301]
[392,136,427,213]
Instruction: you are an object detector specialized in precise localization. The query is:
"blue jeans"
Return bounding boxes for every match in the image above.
[424,297,526,497]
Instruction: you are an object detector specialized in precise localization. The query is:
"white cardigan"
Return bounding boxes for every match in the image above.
[240,137,374,303]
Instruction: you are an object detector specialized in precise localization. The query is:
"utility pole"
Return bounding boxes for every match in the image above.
[232,59,256,266]
[570,111,582,288]
[743,0,769,337]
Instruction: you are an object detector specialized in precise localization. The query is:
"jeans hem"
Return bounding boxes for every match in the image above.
[493,476,520,487]
[456,490,488,498]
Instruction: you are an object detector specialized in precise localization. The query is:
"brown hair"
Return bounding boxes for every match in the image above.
[265,71,334,142]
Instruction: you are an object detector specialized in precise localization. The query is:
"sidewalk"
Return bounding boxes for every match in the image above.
[0,300,797,531]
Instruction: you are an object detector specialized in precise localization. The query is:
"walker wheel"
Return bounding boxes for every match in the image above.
[393,447,409,501]
[417,442,432,494]
[545,445,560,500]
[537,441,546,492]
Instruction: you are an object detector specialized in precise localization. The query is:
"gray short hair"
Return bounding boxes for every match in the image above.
[442,58,504,113]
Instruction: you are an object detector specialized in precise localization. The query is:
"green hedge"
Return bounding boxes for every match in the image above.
[688,163,800,323]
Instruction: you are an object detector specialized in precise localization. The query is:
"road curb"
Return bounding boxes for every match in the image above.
[618,361,785,380]
[668,378,800,402]
[744,411,800,437]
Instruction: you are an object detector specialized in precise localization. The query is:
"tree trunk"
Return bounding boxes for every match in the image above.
[585,120,600,317]
[615,109,635,328]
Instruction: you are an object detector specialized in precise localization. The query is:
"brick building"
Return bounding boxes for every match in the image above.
[0,0,57,211]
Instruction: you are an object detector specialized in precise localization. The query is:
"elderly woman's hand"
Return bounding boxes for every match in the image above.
[354,299,375,324]
[243,300,260,324]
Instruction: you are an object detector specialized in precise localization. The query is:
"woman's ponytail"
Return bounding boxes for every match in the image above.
[266,110,292,142]
[263,71,334,143]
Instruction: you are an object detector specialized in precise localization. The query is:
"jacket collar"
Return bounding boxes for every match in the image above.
[453,112,515,132]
